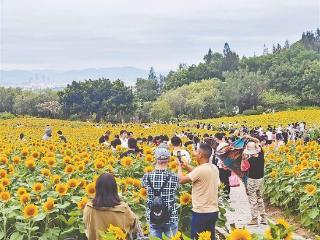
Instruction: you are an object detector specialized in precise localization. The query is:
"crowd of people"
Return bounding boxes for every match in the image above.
[84,121,314,240]
[18,122,313,240]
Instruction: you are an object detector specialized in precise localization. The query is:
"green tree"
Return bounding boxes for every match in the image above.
[58,78,135,122]
[222,69,267,113]
[135,78,158,102]
[222,42,239,72]
[204,48,214,64]
[260,89,300,109]
[152,79,222,120]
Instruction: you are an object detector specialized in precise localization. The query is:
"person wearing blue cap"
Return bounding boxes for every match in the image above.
[142,144,179,239]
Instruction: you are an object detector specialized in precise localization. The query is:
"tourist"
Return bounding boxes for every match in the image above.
[83,173,138,240]
[99,131,111,145]
[242,138,267,225]
[19,133,26,141]
[120,138,141,158]
[110,138,121,152]
[119,130,128,148]
[42,125,52,140]
[171,136,191,164]
[214,132,231,196]
[178,143,220,240]
[57,130,67,143]
[142,144,179,239]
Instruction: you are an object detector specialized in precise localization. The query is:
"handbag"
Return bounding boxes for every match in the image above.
[229,172,240,187]
[241,159,250,171]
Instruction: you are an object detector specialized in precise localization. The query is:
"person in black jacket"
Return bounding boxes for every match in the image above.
[120,138,142,158]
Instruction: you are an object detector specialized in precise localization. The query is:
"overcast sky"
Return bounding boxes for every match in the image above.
[0,0,319,71]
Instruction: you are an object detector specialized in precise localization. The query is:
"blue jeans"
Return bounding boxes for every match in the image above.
[149,222,178,239]
[191,211,219,240]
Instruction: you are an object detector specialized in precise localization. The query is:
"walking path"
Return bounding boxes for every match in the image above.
[225,182,267,235]
[220,182,306,239]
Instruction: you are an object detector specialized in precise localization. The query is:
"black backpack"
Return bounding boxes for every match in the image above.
[147,175,171,225]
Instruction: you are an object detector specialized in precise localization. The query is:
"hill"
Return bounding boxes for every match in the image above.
[0,67,148,89]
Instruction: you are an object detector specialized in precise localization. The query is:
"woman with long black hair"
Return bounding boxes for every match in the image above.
[83,173,138,240]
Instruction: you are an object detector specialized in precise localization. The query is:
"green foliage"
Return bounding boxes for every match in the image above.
[222,69,267,113]
[150,101,173,122]
[263,144,320,233]
[242,109,259,116]
[260,90,300,109]
[58,78,135,122]
[135,78,158,102]
[151,79,222,121]
[0,112,15,120]
[0,87,59,118]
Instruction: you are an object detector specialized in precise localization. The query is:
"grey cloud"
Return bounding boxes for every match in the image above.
[1,0,319,70]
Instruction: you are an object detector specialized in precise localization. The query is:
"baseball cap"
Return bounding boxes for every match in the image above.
[154,145,171,162]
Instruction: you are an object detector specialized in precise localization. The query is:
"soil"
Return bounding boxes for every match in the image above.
[265,202,318,240]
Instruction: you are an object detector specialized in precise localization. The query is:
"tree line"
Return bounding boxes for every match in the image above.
[0,29,319,122]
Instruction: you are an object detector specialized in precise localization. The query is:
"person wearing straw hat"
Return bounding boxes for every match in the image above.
[243,137,267,225]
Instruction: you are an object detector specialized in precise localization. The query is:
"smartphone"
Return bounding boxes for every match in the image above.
[177,150,183,164]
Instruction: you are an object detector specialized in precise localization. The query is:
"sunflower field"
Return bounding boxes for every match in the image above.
[0,109,319,239]
[0,118,231,239]
[263,141,320,233]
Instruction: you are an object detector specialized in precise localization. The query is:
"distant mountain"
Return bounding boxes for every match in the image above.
[0,67,148,89]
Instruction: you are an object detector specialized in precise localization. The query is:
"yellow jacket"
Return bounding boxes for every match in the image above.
[83,201,138,240]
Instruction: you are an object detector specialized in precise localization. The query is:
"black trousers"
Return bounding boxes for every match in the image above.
[191,211,219,240]
[219,168,231,196]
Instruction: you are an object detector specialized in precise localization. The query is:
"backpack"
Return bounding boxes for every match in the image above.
[147,175,171,225]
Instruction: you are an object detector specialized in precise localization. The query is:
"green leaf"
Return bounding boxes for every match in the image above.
[33,213,46,222]
[308,209,319,219]
[10,232,24,240]
[67,216,76,226]
[58,215,68,225]
[15,222,28,233]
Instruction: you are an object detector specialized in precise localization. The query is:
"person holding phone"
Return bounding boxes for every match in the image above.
[177,143,220,240]
[171,136,191,164]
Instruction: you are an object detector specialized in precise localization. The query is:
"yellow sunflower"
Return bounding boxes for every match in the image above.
[55,183,69,196]
[0,177,10,187]
[32,182,44,193]
[43,197,55,212]
[0,191,11,202]
[77,196,89,209]
[312,161,320,169]
[85,182,96,196]
[25,158,36,169]
[228,228,252,240]
[23,204,38,219]
[180,193,192,206]
[64,164,75,174]
[17,187,27,196]
[0,169,7,178]
[67,178,78,189]
[120,157,133,168]
[20,193,31,205]
[41,168,51,177]
[13,156,21,164]
[171,231,182,240]
[144,166,153,173]
[108,224,127,240]
[304,184,317,196]
[139,188,147,199]
[198,231,211,240]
